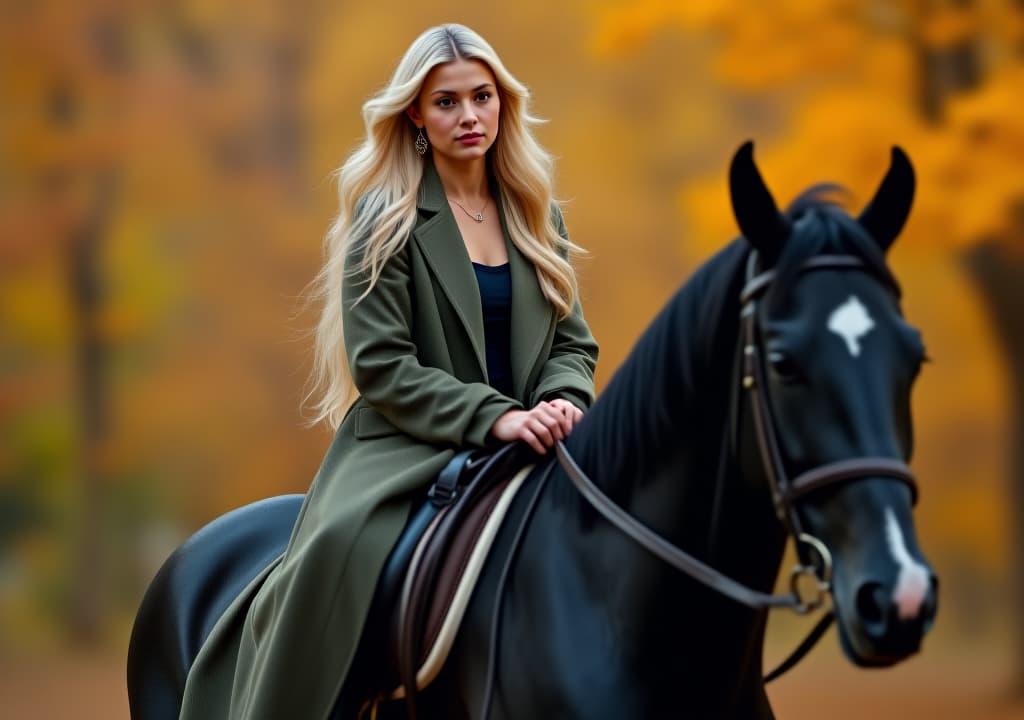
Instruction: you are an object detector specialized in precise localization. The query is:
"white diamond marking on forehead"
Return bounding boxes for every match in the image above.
[827,295,875,357]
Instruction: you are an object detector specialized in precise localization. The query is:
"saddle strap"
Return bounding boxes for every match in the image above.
[479,462,557,720]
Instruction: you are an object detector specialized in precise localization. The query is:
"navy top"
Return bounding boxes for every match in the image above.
[472,261,513,397]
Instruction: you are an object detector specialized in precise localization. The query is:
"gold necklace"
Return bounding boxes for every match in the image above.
[448,196,488,223]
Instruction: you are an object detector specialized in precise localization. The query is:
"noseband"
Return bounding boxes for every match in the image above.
[555,250,920,679]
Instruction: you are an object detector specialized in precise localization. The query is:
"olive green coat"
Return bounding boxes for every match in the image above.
[178,159,598,720]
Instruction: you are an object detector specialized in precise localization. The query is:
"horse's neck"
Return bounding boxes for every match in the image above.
[561,240,751,547]
[537,239,789,677]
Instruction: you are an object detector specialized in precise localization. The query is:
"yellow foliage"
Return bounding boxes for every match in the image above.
[930,487,1009,573]
[918,5,979,46]
[0,272,73,350]
[926,66,1024,245]
[597,0,893,87]
[590,0,682,55]
[717,5,868,88]
[679,83,931,255]
[679,46,1024,254]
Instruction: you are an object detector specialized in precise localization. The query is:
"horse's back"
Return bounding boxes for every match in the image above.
[127,494,304,720]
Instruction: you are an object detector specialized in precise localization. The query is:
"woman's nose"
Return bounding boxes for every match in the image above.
[459,101,478,124]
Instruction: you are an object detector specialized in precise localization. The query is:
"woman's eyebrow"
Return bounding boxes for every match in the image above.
[430,83,494,96]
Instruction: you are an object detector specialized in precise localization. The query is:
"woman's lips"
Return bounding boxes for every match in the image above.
[457,134,483,145]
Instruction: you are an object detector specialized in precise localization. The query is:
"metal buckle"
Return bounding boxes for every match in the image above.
[788,533,833,614]
[427,482,457,507]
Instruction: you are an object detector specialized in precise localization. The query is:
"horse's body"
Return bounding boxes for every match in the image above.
[129,143,937,719]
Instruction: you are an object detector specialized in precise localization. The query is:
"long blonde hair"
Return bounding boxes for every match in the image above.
[306,23,583,429]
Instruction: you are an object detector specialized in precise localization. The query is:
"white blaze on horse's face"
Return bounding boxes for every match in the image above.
[884,507,930,620]
[827,295,875,357]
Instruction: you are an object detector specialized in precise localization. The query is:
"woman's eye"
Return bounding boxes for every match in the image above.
[437,97,454,107]
[475,92,491,102]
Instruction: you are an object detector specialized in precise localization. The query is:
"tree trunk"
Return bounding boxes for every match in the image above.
[908,4,1024,691]
[67,172,116,644]
[962,231,1024,696]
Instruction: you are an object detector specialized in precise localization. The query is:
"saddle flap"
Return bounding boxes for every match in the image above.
[392,442,535,701]
[417,472,510,665]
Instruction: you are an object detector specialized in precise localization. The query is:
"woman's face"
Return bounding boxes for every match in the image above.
[407,58,500,165]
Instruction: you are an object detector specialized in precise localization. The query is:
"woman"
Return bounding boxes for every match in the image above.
[179,23,598,719]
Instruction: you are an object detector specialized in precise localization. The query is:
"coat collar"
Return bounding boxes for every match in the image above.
[413,159,488,378]
[412,157,554,399]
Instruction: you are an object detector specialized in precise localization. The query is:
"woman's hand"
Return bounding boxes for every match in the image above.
[490,400,580,454]
[547,398,584,434]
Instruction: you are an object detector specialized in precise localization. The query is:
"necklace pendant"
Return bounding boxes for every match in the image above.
[474,212,484,222]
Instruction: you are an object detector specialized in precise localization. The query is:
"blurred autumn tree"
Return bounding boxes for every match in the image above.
[595,0,1024,692]
[0,0,329,643]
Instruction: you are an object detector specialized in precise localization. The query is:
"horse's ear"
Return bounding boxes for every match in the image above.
[857,146,915,253]
[729,141,790,265]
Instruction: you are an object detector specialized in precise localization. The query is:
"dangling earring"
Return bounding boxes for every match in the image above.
[415,127,428,156]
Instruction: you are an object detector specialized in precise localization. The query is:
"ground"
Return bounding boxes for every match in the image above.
[2,646,1020,719]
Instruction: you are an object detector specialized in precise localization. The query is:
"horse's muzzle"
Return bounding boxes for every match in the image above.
[839,571,938,666]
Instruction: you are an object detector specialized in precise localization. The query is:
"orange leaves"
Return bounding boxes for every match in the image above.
[679,82,930,256]
[590,0,727,55]
[933,67,1024,246]
[595,0,878,87]
[713,3,868,89]
[595,0,1024,256]
[916,3,979,46]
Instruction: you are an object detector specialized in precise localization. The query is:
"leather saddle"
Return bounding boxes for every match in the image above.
[354,440,535,713]
[127,441,533,720]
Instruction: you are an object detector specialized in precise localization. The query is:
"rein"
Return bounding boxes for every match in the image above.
[555,252,919,682]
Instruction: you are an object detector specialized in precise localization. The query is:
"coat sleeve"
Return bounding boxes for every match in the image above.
[343,231,522,449]
[528,206,600,411]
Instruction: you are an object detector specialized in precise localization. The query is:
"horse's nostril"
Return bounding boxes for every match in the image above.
[855,582,888,635]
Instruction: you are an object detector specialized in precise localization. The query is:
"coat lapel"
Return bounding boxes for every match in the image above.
[412,161,488,378]
[411,159,554,401]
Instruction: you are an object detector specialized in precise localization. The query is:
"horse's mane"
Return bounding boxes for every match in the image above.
[559,183,901,519]
[557,237,748,513]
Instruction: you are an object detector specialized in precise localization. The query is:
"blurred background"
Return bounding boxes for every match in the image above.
[2,0,1022,717]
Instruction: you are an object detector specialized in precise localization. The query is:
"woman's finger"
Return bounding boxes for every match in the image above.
[540,402,571,431]
[533,408,565,440]
[518,427,545,454]
[548,402,574,435]
[528,417,555,446]
[568,405,583,429]
[533,405,559,422]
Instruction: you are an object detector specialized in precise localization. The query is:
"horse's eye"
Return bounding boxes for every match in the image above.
[767,351,802,383]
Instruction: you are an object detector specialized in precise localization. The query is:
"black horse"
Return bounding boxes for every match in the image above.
[128,142,937,719]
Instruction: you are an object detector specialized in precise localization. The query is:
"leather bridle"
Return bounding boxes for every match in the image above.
[555,250,920,680]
